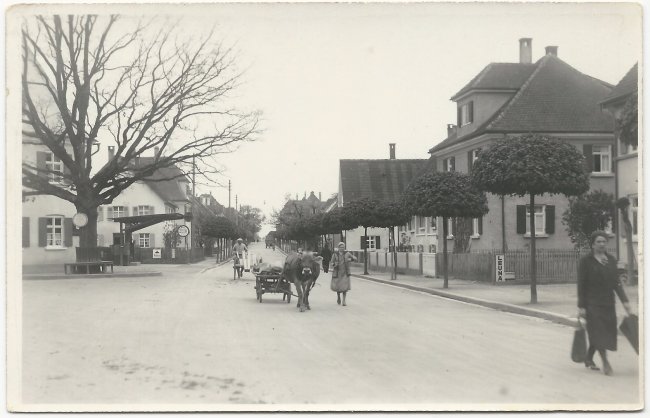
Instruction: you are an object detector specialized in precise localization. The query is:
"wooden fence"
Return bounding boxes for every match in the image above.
[133,247,205,264]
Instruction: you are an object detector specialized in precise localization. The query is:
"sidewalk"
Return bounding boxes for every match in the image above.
[351,269,639,328]
[22,257,219,279]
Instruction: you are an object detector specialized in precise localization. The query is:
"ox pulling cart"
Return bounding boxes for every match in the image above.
[253,262,293,303]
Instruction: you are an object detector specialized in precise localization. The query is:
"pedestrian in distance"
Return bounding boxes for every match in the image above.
[232,238,248,279]
[320,243,332,273]
[330,242,357,306]
[578,230,633,376]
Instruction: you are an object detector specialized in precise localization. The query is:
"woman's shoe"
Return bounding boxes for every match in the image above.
[585,360,600,371]
[337,296,341,305]
[603,362,613,376]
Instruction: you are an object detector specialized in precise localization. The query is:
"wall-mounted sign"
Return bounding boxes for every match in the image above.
[496,254,505,282]
[152,248,162,259]
[177,225,190,237]
[72,212,88,228]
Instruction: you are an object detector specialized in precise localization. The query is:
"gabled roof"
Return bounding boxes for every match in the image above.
[280,192,323,217]
[430,55,614,154]
[451,63,537,100]
[600,63,638,106]
[339,159,427,205]
[143,165,190,203]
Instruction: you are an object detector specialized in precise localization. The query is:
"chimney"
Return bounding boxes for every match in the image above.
[108,145,115,161]
[545,46,558,57]
[519,38,532,64]
[389,143,396,159]
[447,124,457,137]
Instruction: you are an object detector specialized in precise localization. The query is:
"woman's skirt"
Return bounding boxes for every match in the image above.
[330,275,351,292]
[586,303,618,351]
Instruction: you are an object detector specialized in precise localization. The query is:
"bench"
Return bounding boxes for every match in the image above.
[64,261,114,275]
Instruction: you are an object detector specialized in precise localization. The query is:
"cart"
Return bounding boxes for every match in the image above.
[253,264,293,303]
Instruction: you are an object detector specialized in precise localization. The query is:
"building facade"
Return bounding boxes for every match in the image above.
[428,39,616,252]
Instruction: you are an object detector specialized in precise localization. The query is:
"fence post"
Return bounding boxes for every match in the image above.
[419,252,423,275]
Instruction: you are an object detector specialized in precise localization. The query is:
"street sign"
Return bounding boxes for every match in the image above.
[152,248,162,259]
[496,254,505,282]
[177,225,190,237]
[72,212,88,228]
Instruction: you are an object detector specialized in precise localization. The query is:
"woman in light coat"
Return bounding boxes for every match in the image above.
[330,242,357,306]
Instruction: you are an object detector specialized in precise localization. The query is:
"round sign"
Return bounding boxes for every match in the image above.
[177,225,190,237]
[72,212,88,228]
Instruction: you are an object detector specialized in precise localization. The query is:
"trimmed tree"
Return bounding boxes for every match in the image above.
[616,197,637,285]
[471,134,589,303]
[616,92,638,147]
[562,190,615,249]
[373,200,411,280]
[402,171,488,288]
[341,198,384,275]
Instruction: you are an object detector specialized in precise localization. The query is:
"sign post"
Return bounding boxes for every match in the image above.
[177,225,190,264]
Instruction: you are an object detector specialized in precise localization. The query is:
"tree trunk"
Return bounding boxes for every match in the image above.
[363,226,369,275]
[529,194,538,304]
[76,203,99,248]
[501,195,508,253]
[442,216,448,289]
[389,227,397,280]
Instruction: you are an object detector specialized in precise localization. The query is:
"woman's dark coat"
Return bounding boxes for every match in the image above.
[578,253,628,351]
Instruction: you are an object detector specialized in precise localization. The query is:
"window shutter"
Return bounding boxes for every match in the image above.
[23,217,30,247]
[545,205,555,234]
[150,233,155,248]
[376,236,381,249]
[36,152,48,180]
[134,234,140,247]
[516,205,527,234]
[468,150,474,173]
[468,101,474,123]
[583,145,593,172]
[124,207,130,216]
[457,106,462,126]
[360,236,366,250]
[478,216,483,235]
[64,218,73,247]
[133,206,138,217]
[38,217,48,247]
[450,157,455,172]
[611,144,617,173]
[442,159,447,172]
[97,207,103,222]
[107,207,113,220]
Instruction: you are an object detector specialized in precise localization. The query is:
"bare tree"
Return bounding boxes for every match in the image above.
[22,15,259,247]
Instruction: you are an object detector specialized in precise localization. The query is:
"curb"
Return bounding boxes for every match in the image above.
[23,271,163,280]
[351,274,579,328]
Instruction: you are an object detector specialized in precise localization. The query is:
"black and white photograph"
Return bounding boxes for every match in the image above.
[5,1,644,412]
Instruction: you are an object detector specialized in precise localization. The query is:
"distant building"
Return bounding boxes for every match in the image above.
[599,63,639,266]
[428,39,616,251]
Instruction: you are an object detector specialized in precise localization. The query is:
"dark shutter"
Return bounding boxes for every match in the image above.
[38,217,48,247]
[478,216,483,235]
[133,206,138,217]
[450,157,455,172]
[375,236,381,249]
[107,207,113,220]
[583,145,593,172]
[360,236,366,249]
[468,150,474,173]
[36,152,48,180]
[64,218,73,247]
[457,106,462,126]
[468,101,474,123]
[150,233,155,248]
[611,144,616,173]
[516,205,527,234]
[22,217,30,247]
[545,205,555,234]
[442,159,447,172]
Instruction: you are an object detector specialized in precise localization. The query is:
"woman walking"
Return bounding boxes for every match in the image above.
[578,230,632,376]
[330,242,357,306]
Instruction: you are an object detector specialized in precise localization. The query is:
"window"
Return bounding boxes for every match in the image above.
[361,235,380,250]
[458,101,474,126]
[592,145,611,173]
[45,153,64,183]
[139,233,151,248]
[467,148,481,173]
[621,141,638,155]
[471,218,482,237]
[112,206,126,219]
[407,216,414,231]
[97,234,104,247]
[443,157,455,172]
[526,206,546,235]
[166,205,177,214]
[471,148,481,163]
[134,205,154,216]
[417,216,426,233]
[46,216,64,247]
[447,218,454,239]
[429,217,437,232]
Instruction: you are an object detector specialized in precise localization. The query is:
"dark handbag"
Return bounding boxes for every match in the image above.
[331,266,339,279]
[571,322,587,363]
[619,314,639,354]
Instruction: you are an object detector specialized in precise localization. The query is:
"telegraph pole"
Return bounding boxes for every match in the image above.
[228,180,231,209]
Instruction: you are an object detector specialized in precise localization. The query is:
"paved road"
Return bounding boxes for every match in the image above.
[21,243,641,409]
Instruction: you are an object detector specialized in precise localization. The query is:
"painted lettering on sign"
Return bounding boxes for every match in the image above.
[496,254,505,282]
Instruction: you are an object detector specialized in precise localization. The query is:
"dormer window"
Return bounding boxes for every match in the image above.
[458,101,474,126]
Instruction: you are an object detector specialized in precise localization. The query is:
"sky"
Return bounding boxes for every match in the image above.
[6,2,644,237]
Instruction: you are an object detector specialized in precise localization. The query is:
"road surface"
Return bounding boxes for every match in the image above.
[20,243,641,409]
